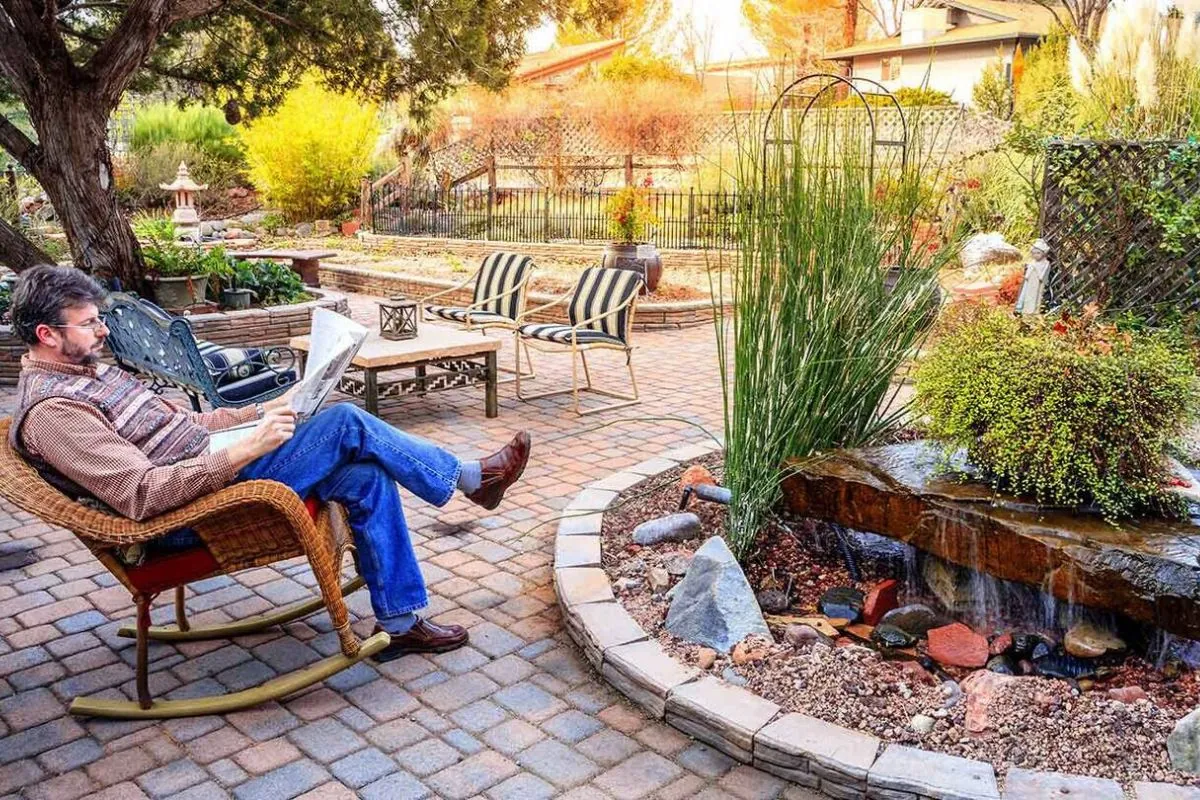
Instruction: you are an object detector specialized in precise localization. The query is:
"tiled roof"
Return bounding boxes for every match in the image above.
[513,38,626,82]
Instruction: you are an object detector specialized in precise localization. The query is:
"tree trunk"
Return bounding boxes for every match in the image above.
[0,217,54,271]
[20,90,145,289]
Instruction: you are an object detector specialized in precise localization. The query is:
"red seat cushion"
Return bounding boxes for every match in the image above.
[124,497,322,595]
[125,547,221,595]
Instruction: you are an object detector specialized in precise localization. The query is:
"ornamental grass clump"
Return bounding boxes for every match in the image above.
[715,103,958,558]
[915,304,1198,519]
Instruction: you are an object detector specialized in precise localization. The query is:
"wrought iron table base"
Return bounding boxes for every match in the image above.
[338,353,499,417]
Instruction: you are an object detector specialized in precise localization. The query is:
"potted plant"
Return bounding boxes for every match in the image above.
[221,261,256,310]
[336,211,361,237]
[602,179,662,294]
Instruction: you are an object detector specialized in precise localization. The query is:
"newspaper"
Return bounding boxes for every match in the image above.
[208,308,368,453]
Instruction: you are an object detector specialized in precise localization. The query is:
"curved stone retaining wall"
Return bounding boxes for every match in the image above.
[0,288,349,386]
[320,264,726,330]
[553,445,1198,800]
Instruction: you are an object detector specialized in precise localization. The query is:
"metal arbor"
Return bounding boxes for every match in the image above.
[760,73,910,191]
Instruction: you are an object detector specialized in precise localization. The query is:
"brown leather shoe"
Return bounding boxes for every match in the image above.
[465,431,531,511]
[372,617,469,662]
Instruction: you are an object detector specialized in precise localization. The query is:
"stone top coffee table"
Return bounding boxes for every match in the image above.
[291,326,502,418]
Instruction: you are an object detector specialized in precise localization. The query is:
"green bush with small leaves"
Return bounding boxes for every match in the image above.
[915,305,1198,519]
[228,260,308,306]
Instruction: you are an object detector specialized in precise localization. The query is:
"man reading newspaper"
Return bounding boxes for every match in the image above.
[8,265,531,660]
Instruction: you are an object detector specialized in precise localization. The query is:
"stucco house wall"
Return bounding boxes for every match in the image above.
[849,40,1018,104]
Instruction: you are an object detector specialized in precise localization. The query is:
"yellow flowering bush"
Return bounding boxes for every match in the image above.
[240,76,379,221]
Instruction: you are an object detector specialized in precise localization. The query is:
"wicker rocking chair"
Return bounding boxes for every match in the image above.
[0,418,389,719]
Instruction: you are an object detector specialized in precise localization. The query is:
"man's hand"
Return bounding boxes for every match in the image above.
[225,408,297,469]
[263,386,301,415]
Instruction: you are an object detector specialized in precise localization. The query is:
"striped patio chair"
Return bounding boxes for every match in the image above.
[423,251,536,380]
[514,266,643,416]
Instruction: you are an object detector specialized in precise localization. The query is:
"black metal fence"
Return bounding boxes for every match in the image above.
[1042,139,1200,320]
[369,184,741,250]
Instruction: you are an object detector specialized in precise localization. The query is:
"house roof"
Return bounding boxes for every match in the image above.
[824,0,1056,60]
[512,38,626,83]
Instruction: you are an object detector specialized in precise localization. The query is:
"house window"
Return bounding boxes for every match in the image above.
[881,57,902,81]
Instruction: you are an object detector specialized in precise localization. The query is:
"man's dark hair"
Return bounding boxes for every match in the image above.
[11,265,108,346]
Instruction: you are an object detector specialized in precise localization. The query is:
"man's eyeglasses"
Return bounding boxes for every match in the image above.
[50,318,108,332]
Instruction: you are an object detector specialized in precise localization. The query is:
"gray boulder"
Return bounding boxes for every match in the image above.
[665,536,771,653]
[633,513,702,546]
[1169,707,1200,772]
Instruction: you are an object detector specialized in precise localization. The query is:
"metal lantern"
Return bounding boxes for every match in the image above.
[379,295,419,340]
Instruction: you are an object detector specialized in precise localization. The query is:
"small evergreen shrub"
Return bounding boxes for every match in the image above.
[229,260,308,306]
[240,76,380,221]
[915,304,1198,519]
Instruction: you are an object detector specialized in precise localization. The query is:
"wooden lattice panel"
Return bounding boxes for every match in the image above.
[1042,140,1200,320]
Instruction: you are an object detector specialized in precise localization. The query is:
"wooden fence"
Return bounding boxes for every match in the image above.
[1041,139,1200,320]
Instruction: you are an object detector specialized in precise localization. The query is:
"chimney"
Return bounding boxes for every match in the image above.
[900,7,951,45]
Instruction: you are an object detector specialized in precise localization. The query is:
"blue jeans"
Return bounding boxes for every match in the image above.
[227,404,461,623]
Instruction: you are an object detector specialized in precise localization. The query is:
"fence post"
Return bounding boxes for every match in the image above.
[486,157,496,242]
[624,155,634,187]
[359,177,371,233]
[543,190,550,243]
[687,187,696,248]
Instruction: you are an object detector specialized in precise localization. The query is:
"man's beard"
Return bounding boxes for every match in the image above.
[63,339,101,366]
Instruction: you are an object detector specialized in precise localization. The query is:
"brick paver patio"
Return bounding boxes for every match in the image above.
[0,291,820,800]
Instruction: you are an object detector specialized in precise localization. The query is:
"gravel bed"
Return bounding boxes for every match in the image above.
[600,455,1200,792]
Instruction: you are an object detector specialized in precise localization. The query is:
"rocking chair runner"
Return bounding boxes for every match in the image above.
[0,418,389,719]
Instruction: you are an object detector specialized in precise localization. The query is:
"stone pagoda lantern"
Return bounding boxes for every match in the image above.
[160,162,208,230]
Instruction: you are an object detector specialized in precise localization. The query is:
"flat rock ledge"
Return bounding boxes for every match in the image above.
[552,442,1200,800]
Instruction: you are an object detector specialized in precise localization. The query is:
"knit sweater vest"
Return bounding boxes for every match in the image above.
[10,361,210,498]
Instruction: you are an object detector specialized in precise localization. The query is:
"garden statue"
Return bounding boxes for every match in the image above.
[1015,238,1050,316]
[160,161,207,234]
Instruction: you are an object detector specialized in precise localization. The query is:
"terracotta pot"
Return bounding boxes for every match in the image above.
[601,242,662,295]
[154,275,209,310]
[341,220,361,237]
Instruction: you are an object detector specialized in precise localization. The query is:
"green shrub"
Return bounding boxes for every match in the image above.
[835,86,954,108]
[116,141,243,209]
[914,305,1198,519]
[131,104,243,163]
[240,76,380,221]
[228,259,308,306]
[953,151,1038,244]
[973,58,1013,118]
[0,280,11,323]
[599,53,691,84]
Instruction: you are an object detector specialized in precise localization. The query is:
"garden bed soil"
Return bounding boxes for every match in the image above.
[268,236,717,302]
[600,454,1200,792]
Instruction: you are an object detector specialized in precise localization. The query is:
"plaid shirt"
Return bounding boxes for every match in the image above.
[18,355,259,521]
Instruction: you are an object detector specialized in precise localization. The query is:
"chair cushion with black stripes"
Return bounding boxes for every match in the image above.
[472,252,534,321]
[517,323,626,347]
[567,267,643,342]
[425,305,512,326]
[215,368,298,404]
[196,340,269,385]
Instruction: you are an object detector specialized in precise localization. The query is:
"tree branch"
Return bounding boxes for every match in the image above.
[167,0,225,24]
[0,113,41,177]
[85,0,175,108]
[0,216,54,272]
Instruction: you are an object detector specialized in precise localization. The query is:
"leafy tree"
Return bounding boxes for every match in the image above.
[0,0,614,285]
[555,0,669,50]
[742,0,847,58]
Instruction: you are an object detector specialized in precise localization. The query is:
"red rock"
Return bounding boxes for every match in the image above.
[862,579,899,625]
[927,623,988,668]
[1108,686,1148,704]
[897,660,936,686]
[961,669,1019,733]
[989,633,1013,656]
[680,465,717,489]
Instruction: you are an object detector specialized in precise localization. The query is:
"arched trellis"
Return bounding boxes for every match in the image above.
[760,73,909,193]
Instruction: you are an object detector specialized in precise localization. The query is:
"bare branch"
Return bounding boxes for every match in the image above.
[167,0,225,24]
